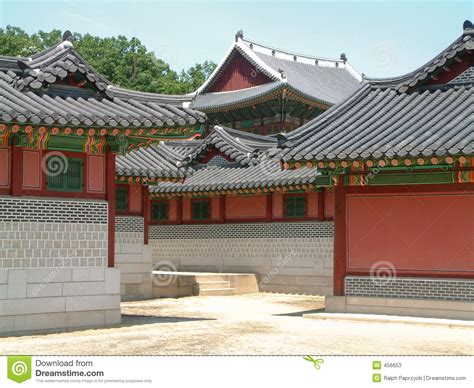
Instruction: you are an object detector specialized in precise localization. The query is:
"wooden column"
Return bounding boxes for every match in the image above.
[220,195,225,223]
[266,193,273,222]
[11,146,23,197]
[142,184,149,245]
[177,197,182,225]
[106,148,116,268]
[333,182,347,296]
[317,189,325,221]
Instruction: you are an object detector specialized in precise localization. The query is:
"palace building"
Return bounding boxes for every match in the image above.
[192,31,362,135]
[0,31,205,334]
[281,20,474,319]
[113,21,473,318]
[1,22,473,334]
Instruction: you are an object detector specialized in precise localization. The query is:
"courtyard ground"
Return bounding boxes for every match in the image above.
[1,293,472,355]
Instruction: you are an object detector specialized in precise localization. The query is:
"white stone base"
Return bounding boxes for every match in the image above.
[0,267,121,335]
[115,242,153,301]
[325,296,474,320]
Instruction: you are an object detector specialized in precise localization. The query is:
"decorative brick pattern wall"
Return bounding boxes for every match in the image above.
[0,197,108,269]
[115,216,144,244]
[150,222,334,295]
[206,155,234,167]
[0,197,107,223]
[345,276,474,302]
[149,221,333,239]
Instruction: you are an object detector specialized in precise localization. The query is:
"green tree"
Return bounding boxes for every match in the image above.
[0,26,216,95]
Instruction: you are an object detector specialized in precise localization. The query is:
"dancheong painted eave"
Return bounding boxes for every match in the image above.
[280,21,474,168]
[0,31,207,149]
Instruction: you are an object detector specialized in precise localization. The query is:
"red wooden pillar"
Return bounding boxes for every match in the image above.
[317,189,325,221]
[177,197,182,225]
[142,185,149,245]
[11,146,23,197]
[333,182,347,296]
[220,195,225,223]
[106,148,116,268]
[266,193,273,222]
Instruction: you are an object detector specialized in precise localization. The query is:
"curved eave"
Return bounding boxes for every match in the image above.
[193,82,334,113]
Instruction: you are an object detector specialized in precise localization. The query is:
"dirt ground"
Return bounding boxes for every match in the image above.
[1,293,473,355]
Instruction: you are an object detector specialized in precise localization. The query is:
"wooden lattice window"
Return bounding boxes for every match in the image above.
[191,199,210,220]
[284,195,306,218]
[152,202,168,221]
[46,158,83,192]
[116,186,128,212]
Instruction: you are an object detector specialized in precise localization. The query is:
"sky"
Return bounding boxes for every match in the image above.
[0,0,472,78]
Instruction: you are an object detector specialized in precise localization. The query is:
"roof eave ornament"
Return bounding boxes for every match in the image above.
[463,20,473,35]
[62,30,74,42]
[58,30,74,50]
[276,133,289,149]
[235,29,244,42]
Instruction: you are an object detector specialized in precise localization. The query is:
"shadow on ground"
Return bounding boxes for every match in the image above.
[273,308,325,317]
[121,314,216,326]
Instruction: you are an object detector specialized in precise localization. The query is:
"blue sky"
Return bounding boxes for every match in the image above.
[0,1,472,77]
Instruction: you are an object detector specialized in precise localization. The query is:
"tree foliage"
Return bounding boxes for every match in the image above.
[0,25,216,94]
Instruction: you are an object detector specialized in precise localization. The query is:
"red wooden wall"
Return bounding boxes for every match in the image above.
[206,51,273,93]
[1,146,107,199]
[149,189,333,225]
[347,193,474,272]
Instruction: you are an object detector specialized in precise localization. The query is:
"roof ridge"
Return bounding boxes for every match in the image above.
[241,37,346,65]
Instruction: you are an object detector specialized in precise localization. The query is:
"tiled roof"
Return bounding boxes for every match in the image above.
[116,141,190,179]
[0,39,206,129]
[183,125,277,166]
[368,21,474,93]
[192,82,282,110]
[282,24,474,163]
[254,51,361,105]
[192,32,362,110]
[116,125,320,193]
[149,154,319,194]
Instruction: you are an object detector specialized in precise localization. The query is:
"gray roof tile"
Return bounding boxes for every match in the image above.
[0,41,206,129]
[283,26,474,162]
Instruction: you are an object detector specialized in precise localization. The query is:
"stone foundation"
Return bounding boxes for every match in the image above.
[0,196,120,335]
[0,267,121,335]
[345,276,474,302]
[325,295,474,320]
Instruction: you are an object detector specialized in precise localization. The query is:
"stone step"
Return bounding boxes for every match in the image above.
[193,274,231,283]
[196,288,237,296]
[193,281,231,291]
